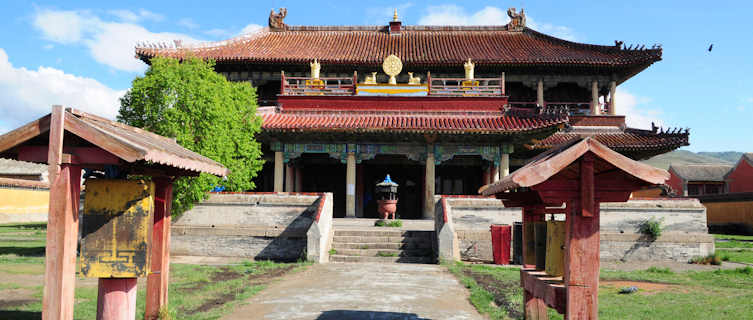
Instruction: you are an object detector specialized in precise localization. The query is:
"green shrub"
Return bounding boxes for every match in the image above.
[646,266,674,274]
[639,218,663,239]
[690,253,723,265]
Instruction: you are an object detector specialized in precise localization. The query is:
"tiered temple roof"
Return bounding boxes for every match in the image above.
[136,26,661,82]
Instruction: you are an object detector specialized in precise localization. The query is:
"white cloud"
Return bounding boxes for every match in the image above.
[178,18,199,29]
[204,28,230,37]
[0,48,125,134]
[418,5,576,41]
[239,24,263,35]
[33,9,88,44]
[33,9,201,73]
[109,9,164,23]
[614,88,663,129]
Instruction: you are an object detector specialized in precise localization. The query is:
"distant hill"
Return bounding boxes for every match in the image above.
[641,150,734,170]
[697,151,745,163]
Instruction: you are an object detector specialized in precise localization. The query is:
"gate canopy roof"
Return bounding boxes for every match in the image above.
[0,108,228,177]
[480,137,669,197]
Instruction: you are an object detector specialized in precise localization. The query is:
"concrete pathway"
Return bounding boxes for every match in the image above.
[223,263,483,320]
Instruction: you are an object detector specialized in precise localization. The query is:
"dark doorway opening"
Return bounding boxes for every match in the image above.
[300,154,346,218]
[436,156,484,195]
[363,155,423,219]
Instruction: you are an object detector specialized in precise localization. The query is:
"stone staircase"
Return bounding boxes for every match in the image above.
[330,227,436,264]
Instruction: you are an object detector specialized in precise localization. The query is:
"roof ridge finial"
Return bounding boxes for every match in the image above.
[393,8,399,22]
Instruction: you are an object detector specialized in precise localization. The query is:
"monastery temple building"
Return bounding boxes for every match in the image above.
[135,8,689,219]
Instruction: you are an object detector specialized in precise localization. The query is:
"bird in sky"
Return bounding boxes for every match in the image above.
[708,44,713,52]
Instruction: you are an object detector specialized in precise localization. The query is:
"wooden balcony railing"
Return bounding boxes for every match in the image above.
[280,71,506,97]
[508,101,605,116]
[281,71,356,96]
[427,72,505,97]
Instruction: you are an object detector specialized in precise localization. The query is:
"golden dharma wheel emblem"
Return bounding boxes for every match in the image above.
[382,54,402,85]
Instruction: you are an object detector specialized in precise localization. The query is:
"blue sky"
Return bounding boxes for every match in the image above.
[0,0,750,152]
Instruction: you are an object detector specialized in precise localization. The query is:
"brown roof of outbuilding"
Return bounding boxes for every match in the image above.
[0,108,228,177]
[135,26,661,70]
[530,126,689,159]
[669,164,733,182]
[480,137,669,196]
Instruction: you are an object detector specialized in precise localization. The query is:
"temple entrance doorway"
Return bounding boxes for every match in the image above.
[362,155,423,219]
[299,154,346,217]
[436,156,484,195]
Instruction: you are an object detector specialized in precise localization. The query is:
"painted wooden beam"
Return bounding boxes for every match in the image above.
[145,178,173,320]
[18,146,121,165]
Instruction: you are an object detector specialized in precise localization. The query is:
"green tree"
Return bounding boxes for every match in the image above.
[118,56,263,215]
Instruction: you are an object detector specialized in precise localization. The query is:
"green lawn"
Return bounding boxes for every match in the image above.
[0,223,309,320]
[449,262,753,320]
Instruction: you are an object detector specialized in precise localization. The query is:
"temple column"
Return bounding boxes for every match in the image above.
[537,79,544,107]
[356,164,364,217]
[609,80,617,115]
[424,146,436,220]
[500,153,510,178]
[482,166,491,186]
[274,151,283,192]
[591,80,599,115]
[490,164,500,183]
[295,166,302,192]
[285,163,294,192]
[346,152,356,217]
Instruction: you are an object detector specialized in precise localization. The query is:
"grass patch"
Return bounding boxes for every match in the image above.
[450,262,753,320]
[374,219,403,227]
[0,223,310,319]
[376,251,398,257]
[713,234,753,241]
[717,249,753,264]
[328,249,337,255]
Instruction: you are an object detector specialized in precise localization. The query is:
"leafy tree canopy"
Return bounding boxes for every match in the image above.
[118,56,263,215]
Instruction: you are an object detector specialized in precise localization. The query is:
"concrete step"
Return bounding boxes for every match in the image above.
[330,254,436,264]
[332,242,432,250]
[332,235,433,244]
[332,248,433,257]
[334,229,435,238]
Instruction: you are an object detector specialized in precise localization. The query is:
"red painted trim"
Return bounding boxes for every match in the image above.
[277,95,509,112]
[569,115,626,127]
[212,191,325,196]
[18,145,121,165]
[440,197,449,223]
[313,193,328,222]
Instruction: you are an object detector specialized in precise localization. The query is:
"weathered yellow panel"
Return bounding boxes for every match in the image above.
[545,221,566,277]
[80,179,154,278]
[0,188,49,214]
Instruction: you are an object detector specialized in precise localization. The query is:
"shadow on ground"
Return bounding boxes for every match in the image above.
[0,310,42,320]
[316,310,429,320]
[0,246,45,256]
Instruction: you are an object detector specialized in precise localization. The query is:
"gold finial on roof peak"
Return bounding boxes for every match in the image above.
[393,9,399,22]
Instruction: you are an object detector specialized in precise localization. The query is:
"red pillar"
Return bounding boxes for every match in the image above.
[145,178,173,319]
[42,105,81,320]
[97,278,137,320]
[564,155,600,319]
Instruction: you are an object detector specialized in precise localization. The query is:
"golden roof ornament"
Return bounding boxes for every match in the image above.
[464,58,475,80]
[393,9,399,22]
[506,8,526,32]
[382,55,403,85]
[310,59,321,79]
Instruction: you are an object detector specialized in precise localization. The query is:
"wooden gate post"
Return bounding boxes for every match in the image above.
[145,178,173,319]
[42,105,81,320]
[522,206,548,320]
[96,278,138,320]
[564,155,600,319]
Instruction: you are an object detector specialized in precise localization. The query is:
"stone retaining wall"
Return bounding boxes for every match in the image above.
[437,197,714,262]
[171,192,332,262]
